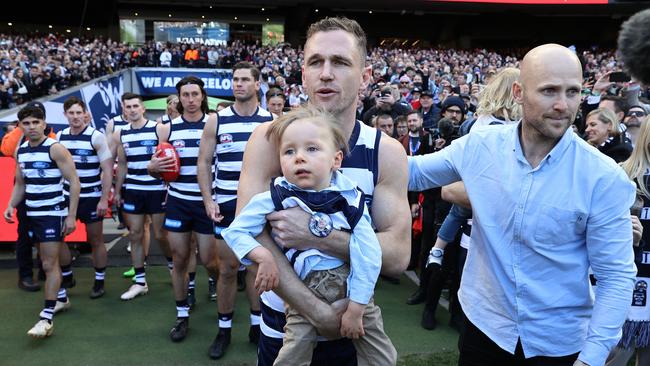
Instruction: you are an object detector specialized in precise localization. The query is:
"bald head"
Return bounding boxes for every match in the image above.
[520,44,582,88]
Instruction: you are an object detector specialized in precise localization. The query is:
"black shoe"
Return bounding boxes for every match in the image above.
[421,307,437,330]
[208,329,231,359]
[90,286,105,299]
[248,324,260,344]
[170,318,189,342]
[237,269,246,292]
[61,275,76,289]
[117,222,126,230]
[406,288,426,305]
[18,277,41,292]
[187,290,196,311]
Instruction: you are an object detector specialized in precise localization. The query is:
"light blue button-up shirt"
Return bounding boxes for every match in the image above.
[222,171,381,305]
[408,123,636,366]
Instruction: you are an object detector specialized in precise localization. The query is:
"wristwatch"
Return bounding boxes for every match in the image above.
[431,248,444,258]
[309,212,333,238]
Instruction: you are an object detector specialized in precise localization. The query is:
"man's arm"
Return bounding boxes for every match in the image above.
[579,173,637,366]
[114,135,127,206]
[371,136,412,276]
[105,119,117,158]
[441,182,471,209]
[197,114,221,222]
[4,162,25,222]
[51,143,80,235]
[147,123,173,179]
[93,132,114,217]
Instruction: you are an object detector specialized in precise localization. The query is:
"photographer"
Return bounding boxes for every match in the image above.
[362,85,411,126]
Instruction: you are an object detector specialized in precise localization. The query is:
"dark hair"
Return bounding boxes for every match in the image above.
[307,17,367,65]
[617,9,650,85]
[600,95,628,115]
[121,92,143,103]
[376,113,393,122]
[407,111,423,120]
[63,96,87,112]
[266,87,285,101]
[18,105,45,121]
[175,76,209,114]
[233,61,260,81]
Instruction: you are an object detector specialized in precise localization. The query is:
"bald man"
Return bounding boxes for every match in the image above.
[408,44,636,366]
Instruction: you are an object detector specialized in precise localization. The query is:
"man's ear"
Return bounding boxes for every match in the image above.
[512,81,523,105]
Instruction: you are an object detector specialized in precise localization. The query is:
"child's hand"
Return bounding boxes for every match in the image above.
[248,247,279,295]
[340,301,365,340]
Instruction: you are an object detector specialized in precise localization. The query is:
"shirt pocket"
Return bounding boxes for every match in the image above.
[534,204,587,245]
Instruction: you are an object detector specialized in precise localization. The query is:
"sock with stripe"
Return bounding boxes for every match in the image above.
[57,288,68,302]
[176,299,190,319]
[188,272,196,295]
[39,299,56,323]
[166,257,174,272]
[61,264,74,282]
[250,309,261,326]
[218,312,233,330]
[134,267,146,286]
[94,267,106,290]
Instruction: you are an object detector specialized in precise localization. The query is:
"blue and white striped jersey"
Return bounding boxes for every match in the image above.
[215,106,273,204]
[57,125,103,198]
[168,114,216,201]
[18,138,67,217]
[120,120,165,191]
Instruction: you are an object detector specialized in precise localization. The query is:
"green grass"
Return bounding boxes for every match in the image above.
[0,267,459,365]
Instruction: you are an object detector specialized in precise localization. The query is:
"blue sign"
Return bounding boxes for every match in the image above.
[135,69,233,98]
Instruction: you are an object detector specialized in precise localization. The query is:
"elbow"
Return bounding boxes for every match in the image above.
[382,254,409,277]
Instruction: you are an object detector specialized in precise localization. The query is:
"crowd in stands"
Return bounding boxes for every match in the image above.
[1,32,649,118]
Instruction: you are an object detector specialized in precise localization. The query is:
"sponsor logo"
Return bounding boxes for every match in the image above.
[219,134,233,144]
[140,140,157,146]
[165,219,182,228]
[45,228,56,234]
[33,162,50,169]
[172,140,185,149]
[214,226,224,235]
[75,149,91,156]
[123,203,136,211]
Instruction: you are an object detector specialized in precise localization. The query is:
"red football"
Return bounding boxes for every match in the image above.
[156,142,180,182]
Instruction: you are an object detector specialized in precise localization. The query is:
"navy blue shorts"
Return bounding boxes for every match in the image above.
[164,195,213,235]
[257,332,357,366]
[122,189,167,215]
[213,199,236,239]
[27,215,65,243]
[76,196,102,224]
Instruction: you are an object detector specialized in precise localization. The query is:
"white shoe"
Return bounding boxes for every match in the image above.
[27,320,53,338]
[53,299,71,314]
[126,242,131,253]
[120,284,148,300]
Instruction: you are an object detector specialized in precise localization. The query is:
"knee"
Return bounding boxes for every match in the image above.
[218,260,239,279]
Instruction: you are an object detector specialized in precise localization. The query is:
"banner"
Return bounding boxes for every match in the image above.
[0,73,124,134]
[134,68,234,98]
[154,21,229,46]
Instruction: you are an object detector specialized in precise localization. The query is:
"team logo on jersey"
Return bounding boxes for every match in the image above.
[173,140,185,149]
[122,142,130,153]
[219,134,233,144]
[80,156,88,164]
[37,169,46,178]
[33,162,50,169]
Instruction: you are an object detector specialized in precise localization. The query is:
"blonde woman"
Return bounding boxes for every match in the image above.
[471,67,521,128]
[585,107,633,162]
[612,117,650,366]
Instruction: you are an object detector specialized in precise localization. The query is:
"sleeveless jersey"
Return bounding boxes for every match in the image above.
[57,125,102,198]
[18,138,67,217]
[215,106,273,204]
[120,120,165,191]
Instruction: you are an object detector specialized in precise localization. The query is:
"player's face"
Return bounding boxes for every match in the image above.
[232,68,259,103]
[302,30,369,119]
[179,84,204,115]
[279,118,342,191]
[64,103,86,130]
[19,117,46,142]
[123,98,145,123]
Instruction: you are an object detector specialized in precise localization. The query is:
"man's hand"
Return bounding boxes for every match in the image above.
[113,192,122,207]
[593,71,614,93]
[62,216,76,236]
[96,198,109,218]
[266,207,312,249]
[3,205,14,223]
[410,203,419,218]
[148,149,176,173]
[340,301,365,340]
[434,138,446,150]
[205,200,224,223]
[632,215,643,247]
[248,247,279,295]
